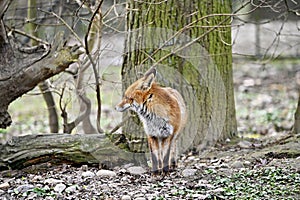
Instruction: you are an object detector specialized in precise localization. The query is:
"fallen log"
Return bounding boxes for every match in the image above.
[0,134,147,170]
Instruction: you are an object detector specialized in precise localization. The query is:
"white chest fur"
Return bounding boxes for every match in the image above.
[138,112,173,138]
[131,101,174,138]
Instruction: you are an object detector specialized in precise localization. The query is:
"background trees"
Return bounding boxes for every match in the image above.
[232,0,300,137]
[0,0,105,134]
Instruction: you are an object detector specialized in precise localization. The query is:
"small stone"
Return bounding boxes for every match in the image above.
[0,189,4,195]
[211,187,225,193]
[237,140,253,149]
[127,166,146,175]
[231,160,244,168]
[145,193,155,199]
[65,185,78,193]
[182,168,197,177]
[0,182,10,189]
[187,156,196,160]
[170,189,178,194]
[134,198,146,200]
[243,78,255,87]
[43,185,50,191]
[7,189,14,194]
[121,195,131,200]
[32,175,43,181]
[45,196,55,200]
[135,193,145,197]
[192,194,209,199]
[195,179,214,189]
[81,165,88,171]
[82,171,95,178]
[123,163,134,168]
[54,183,66,193]
[96,169,117,177]
[27,192,38,199]
[244,160,251,166]
[44,178,63,185]
[15,184,34,193]
[119,168,127,174]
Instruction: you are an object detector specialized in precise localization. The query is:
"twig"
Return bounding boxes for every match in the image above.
[10,28,50,45]
[59,83,92,134]
[38,9,83,47]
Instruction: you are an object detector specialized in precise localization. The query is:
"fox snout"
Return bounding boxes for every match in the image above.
[115,103,131,112]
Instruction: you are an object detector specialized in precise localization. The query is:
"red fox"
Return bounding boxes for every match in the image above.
[115,67,187,174]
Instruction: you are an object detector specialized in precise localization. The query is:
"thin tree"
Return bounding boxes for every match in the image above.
[294,94,300,134]
[26,0,59,133]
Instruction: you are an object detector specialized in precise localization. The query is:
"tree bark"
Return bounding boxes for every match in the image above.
[293,88,300,134]
[39,80,59,133]
[122,0,236,154]
[198,1,237,142]
[0,133,146,170]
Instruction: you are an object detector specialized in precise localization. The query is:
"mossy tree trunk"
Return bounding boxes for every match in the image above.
[293,89,300,134]
[293,73,300,134]
[122,0,236,154]
[0,134,146,170]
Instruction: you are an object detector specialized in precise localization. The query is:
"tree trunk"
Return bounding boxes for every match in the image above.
[293,85,300,134]
[122,0,236,154]
[0,134,146,170]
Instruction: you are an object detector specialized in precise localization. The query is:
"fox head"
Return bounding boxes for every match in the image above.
[115,67,156,113]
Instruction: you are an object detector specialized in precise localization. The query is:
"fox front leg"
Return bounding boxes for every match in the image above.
[161,136,175,174]
[147,136,161,175]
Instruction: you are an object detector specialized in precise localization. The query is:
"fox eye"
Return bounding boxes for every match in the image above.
[125,96,133,102]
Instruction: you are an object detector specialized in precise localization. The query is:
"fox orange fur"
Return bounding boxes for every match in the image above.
[115,67,187,174]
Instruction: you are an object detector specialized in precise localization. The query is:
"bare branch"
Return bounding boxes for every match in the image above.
[84,0,105,133]
[61,90,93,134]
[9,28,50,45]
[39,9,84,47]
[0,0,12,18]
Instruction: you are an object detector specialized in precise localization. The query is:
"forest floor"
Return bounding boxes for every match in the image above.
[0,135,299,200]
[0,59,300,199]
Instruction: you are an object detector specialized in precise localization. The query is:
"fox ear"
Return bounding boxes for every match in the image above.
[141,67,156,90]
